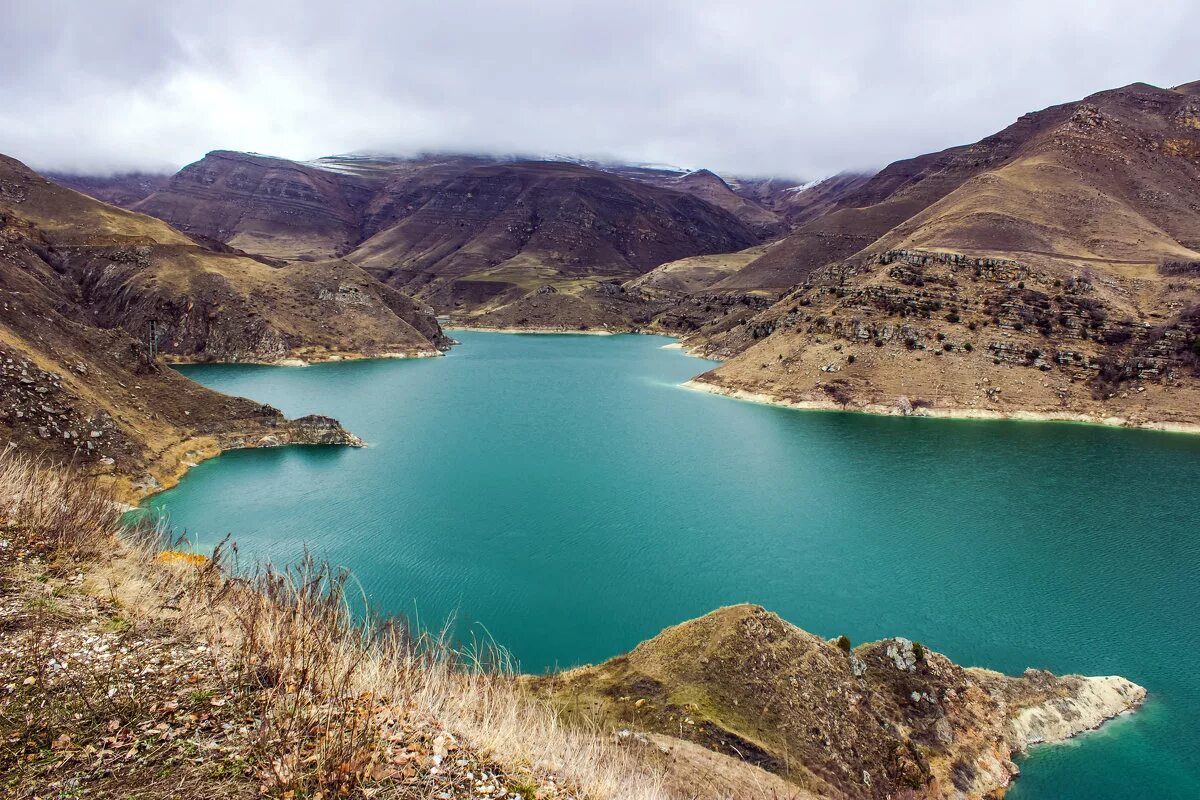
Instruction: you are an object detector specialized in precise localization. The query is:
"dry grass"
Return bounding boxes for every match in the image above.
[0,452,669,799]
[0,452,121,557]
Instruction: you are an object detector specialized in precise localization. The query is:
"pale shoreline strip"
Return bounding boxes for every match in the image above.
[444,325,616,335]
[682,379,1200,435]
[164,349,442,368]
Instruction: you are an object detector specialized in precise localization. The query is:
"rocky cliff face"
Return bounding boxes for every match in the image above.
[534,605,1144,800]
[684,81,1200,429]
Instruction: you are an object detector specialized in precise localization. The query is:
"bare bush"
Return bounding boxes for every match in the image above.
[0,454,120,556]
[0,451,668,799]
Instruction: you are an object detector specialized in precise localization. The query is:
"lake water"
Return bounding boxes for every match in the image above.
[148,331,1200,799]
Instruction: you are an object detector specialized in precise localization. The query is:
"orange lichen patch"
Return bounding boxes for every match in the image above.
[156,550,209,568]
[1164,138,1200,158]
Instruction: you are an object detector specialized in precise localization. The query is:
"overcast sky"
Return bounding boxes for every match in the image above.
[2,0,1197,178]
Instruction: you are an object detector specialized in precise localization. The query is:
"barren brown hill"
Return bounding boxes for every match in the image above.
[128,151,397,261]
[46,171,171,208]
[3,154,445,364]
[107,152,763,316]
[349,161,758,311]
[771,173,875,226]
[715,101,1084,292]
[123,151,520,263]
[564,160,791,236]
[610,167,785,238]
[533,605,1144,800]
[684,81,1200,430]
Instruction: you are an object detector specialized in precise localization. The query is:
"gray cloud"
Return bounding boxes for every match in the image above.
[2,0,1197,177]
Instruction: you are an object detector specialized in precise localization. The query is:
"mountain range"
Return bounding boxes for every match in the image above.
[12,77,1200,483]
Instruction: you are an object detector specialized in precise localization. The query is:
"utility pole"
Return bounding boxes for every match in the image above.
[148,320,158,360]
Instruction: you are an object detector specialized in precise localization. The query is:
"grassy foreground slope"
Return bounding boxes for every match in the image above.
[0,455,667,800]
[2,455,1144,800]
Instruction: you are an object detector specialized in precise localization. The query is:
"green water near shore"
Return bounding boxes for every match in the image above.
[149,331,1200,798]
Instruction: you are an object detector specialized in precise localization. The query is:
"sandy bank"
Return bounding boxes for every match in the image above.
[683,380,1200,435]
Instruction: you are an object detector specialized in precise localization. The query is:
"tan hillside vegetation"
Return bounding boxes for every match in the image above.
[685,81,1200,428]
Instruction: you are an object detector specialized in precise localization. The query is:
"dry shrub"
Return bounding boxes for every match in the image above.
[0,453,120,556]
[176,550,667,798]
[1,451,669,799]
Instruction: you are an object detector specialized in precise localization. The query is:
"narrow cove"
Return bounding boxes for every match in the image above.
[145,331,1200,799]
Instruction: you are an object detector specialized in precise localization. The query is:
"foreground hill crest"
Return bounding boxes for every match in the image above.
[535,604,1144,799]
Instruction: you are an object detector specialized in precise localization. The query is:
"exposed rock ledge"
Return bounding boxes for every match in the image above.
[120,415,363,503]
[683,378,1200,435]
[230,414,365,449]
[164,348,443,367]
[1009,674,1145,747]
[533,605,1145,800]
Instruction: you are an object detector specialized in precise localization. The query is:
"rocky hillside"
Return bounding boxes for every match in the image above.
[712,104,1080,293]
[60,152,769,317]
[685,80,1200,429]
[533,605,1144,800]
[46,171,171,208]
[3,154,446,363]
[0,153,443,497]
[349,161,760,311]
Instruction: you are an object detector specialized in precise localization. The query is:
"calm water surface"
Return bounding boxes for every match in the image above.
[149,331,1200,799]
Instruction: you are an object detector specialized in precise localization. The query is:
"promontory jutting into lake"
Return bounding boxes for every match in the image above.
[146,332,1199,800]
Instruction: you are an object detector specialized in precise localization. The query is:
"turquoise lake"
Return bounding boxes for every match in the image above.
[149,331,1200,798]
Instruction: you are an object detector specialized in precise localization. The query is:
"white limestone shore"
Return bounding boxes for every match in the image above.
[682,379,1200,435]
[1010,675,1147,748]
